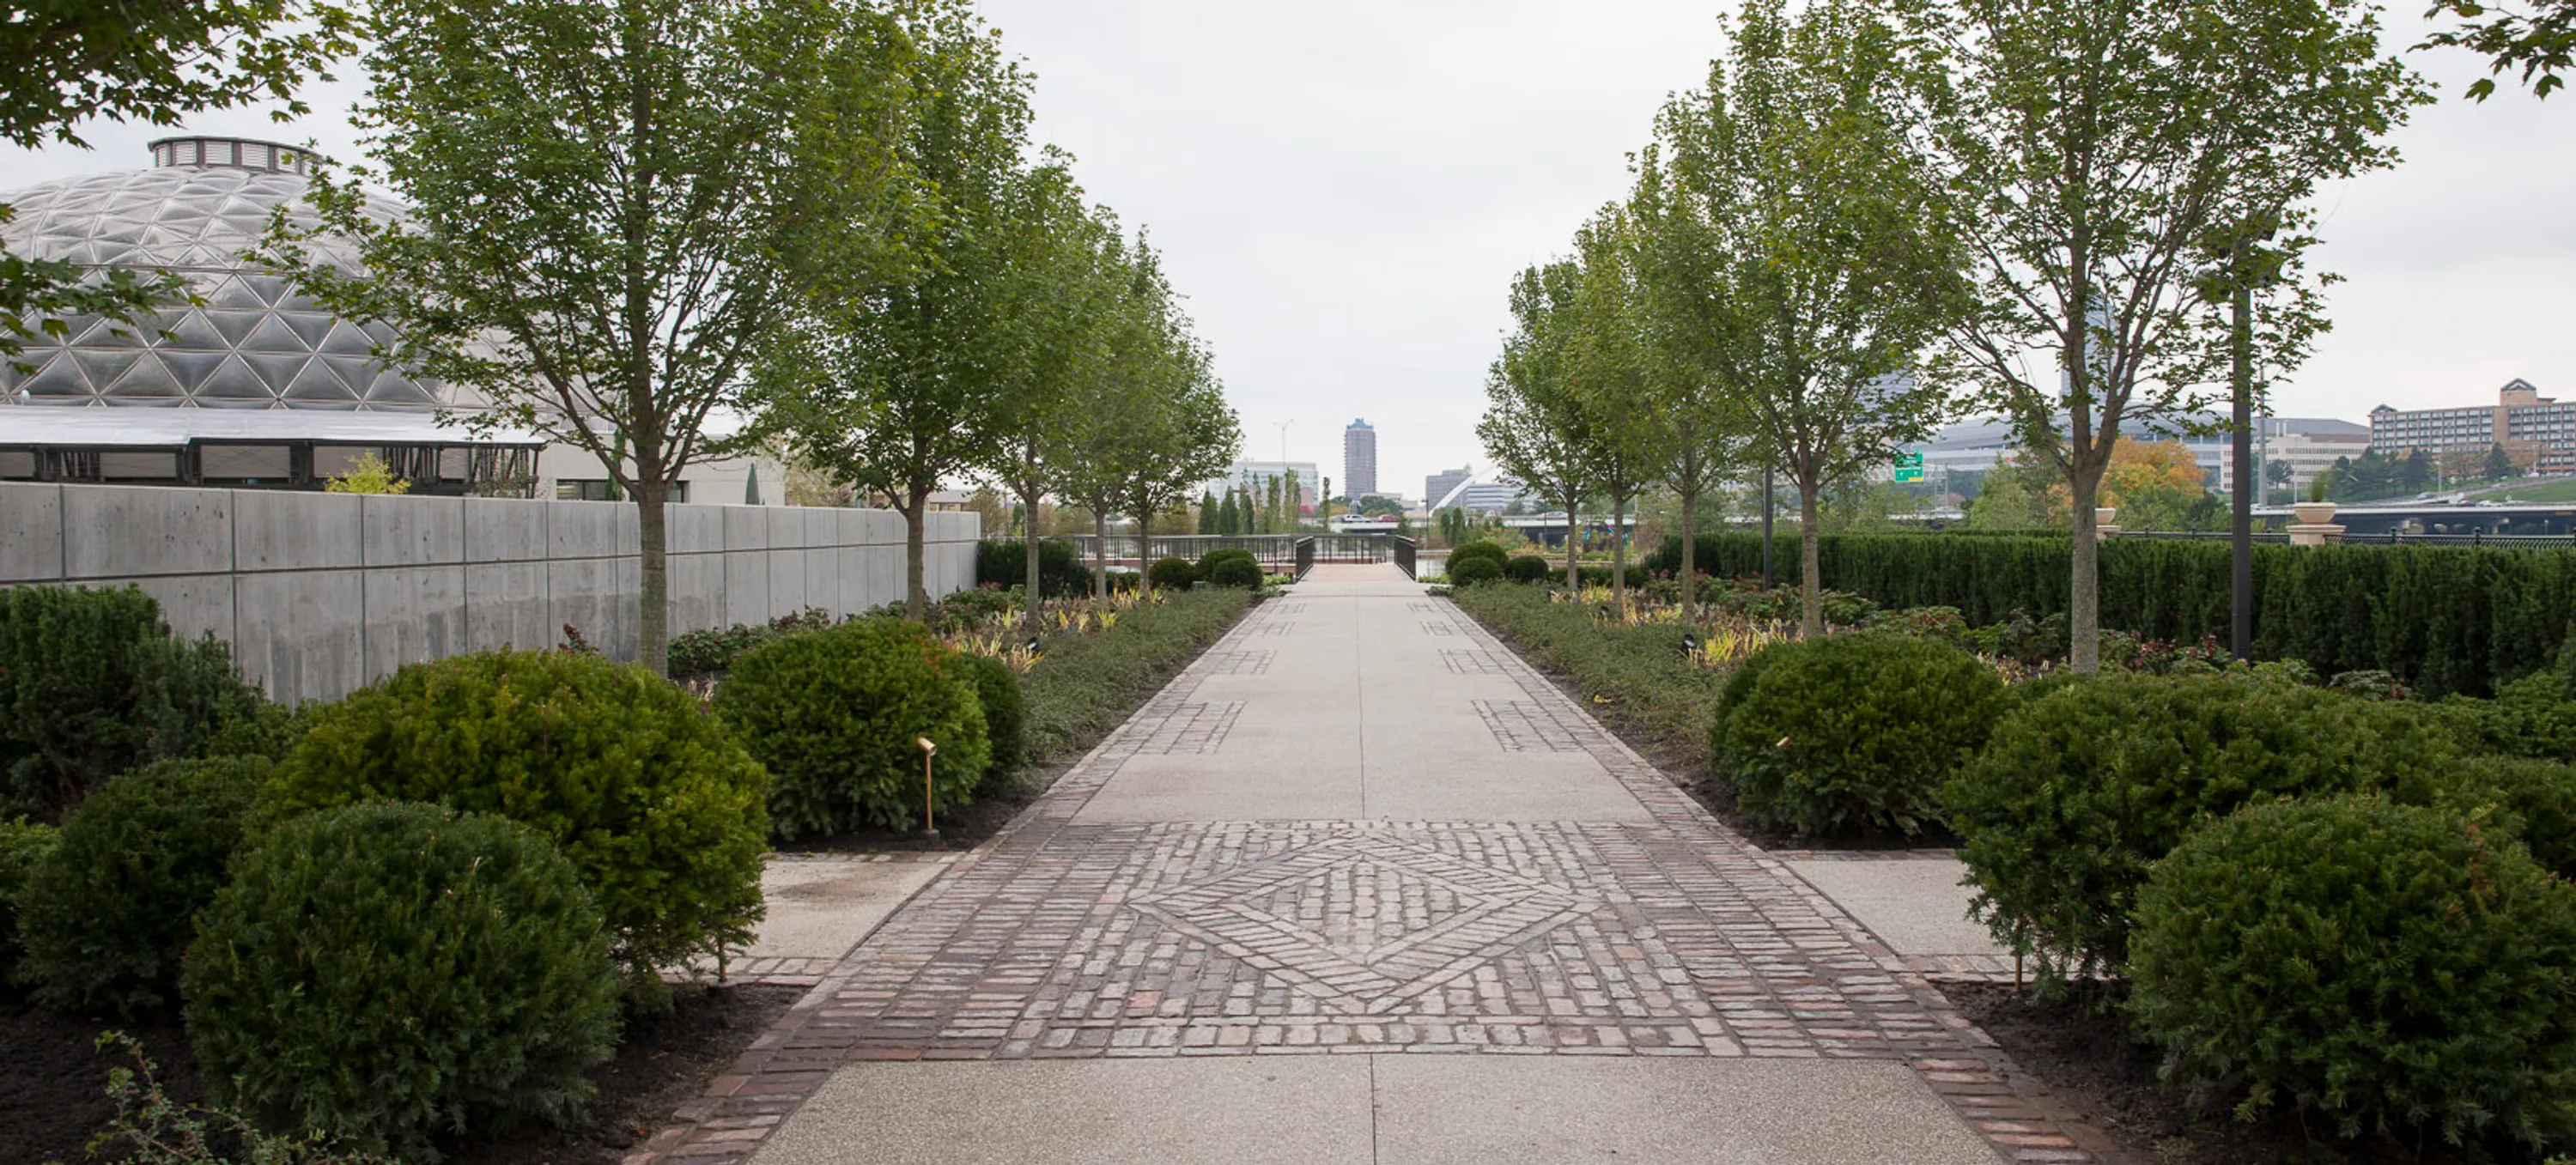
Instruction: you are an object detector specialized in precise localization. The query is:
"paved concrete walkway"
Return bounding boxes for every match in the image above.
[638,566,2114,1164]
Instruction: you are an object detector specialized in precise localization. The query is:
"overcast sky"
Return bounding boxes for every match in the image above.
[3,1,2566,501]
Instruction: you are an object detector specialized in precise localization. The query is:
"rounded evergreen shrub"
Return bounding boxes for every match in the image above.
[2130,797,2576,1150]
[1942,673,2466,979]
[1711,634,2008,839]
[1206,555,1264,589]
[186,802,620,1160]
[0,816,56,988]
[1447,555,1505,586]
[958,652,1026,791]
[2448,754,2576,877]
[1446,540,1509,576]
[1505,555,1551,583]
[714,618,990,839]
[265,649,768,985]
[1195,547,1259,580]
[1146,557,1199,591]
[16,755,265,1016]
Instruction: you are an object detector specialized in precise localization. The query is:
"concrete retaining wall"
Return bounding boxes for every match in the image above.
[0,482,979,703]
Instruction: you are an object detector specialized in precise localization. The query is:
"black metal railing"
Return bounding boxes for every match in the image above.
[1293,537,1315,579]
[1391,536,1417,579]
[2112,529,2576,548]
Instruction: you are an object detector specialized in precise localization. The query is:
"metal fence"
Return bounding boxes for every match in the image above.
[2115,529,2576,549]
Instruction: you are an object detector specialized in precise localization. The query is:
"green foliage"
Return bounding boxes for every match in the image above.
[1944,672,2470,980]
[2422,0,2573,100]
[1020,589,1250,761]
[1575,563,1648,589]
[975,537,1092,598]
[1449,582,1722,774]
[2130,798,2576,1149]
[1505,554,1552,582]
[321,452,410,495]
[1206,555,1264,589]
[1194,546,1259,579]
[1446,540,1510,576]
[1447,555,1506,586]
[186,803,620,1161]
[1644,531,2576,697]
[0,815,56,986]
[665,607,837,677]
[76,1031,395,1165]
[1146,556,1199,590]
[958,652,1026,789]
[715,619,988,838]
[1711,634,2008,838]
[15,756,265,1017]
[266,649,768,985]
[2447,755,2576,878]
[2438,668,2576,763]
[0,585,267,820]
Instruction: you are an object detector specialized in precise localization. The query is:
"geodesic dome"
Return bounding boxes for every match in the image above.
[0,137,443,410]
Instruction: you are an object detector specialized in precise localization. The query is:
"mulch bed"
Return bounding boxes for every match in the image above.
[1941,980,2528,1165]
[0,982,801,1165]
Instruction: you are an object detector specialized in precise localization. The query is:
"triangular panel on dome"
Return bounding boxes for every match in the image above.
[237,313,310,355]
[277,308,337,350]
[106,355,185,400]
[241,274,293,307]
[203,276,267,311]
[159,349,230,392]
[246,353,310,394]
[318,319,378,355]
[69,318,147,349]
[70,349,143,389]
[18,355,93,401]
[204,309,266,347]
[161,310,228,350]
[284,357,358,403]
[198,355,273,401]
[362,371,441,408]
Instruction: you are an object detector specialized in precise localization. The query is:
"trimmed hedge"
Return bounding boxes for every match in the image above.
[959,652,1027,790]
[0,816,56,987]
[1446,540,1510,577]
[1206,556,1264,589]
[975,537,1093,598]
[1943,672,2469,980]
[1505,555,1552,582]
[1711,634,2008,839]
[1146,557,1199,590]
[267,649,769,985]
[1448,555,1505,586]
[16,755,267,1017]
[2130,797,2576,1150]
[0,585,268,819]
[716,619,988,838]
[1645,532,2576,696]
[186,802,620,1160]
[1020,589,1252,761]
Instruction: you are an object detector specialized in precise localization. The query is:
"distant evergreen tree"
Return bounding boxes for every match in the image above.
[1198,489,1218,534]
[2484,444,2517,480]
[1218,488,1240,535]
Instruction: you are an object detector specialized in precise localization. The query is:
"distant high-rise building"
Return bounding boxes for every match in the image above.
[1342,419,1376,499]
[2371,379,2576,474]
[1425,466,1471,509]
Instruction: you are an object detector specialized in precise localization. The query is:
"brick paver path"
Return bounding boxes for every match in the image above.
[633,567,2121,1164]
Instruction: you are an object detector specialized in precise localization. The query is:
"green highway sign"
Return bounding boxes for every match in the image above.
[1894,467,1924,482]
[1893,449,1923,468]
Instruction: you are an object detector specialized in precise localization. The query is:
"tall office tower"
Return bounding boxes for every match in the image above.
[1342,418,1376,498]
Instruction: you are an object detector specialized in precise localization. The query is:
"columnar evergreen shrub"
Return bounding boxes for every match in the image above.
[0,815,56,986]
[1713,634,2009,838]
[1206,555,1264,589]
[2129,798,2576,1150]
[714,619,989,838]
[958,652,1026,790]
[265,649,769,984]
[0,585,266,819]
[1147,557,1199,590]
[1447,555,1505,586]
[974,538,1092,597]
[15,755,265,1016]
[1942,673,2467,979]
[1505,555,1552,582]
[186,803,620,1161]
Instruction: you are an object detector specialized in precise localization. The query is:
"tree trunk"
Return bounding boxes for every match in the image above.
[1797,472,1823,639]
[1611,492,1628,612]
[1133,491,1154,599]
[1021,482,1044,633]
[1678,484,1698,622]
[2069,467,2103,672]
[1093,510,1110,602]
[901,485,930,622]
[636,480,670,676]
[1564,488,1582,591]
